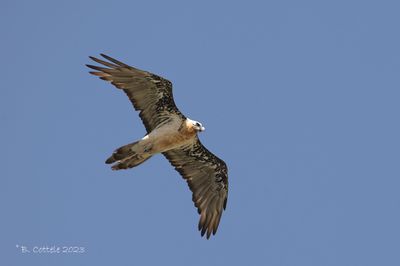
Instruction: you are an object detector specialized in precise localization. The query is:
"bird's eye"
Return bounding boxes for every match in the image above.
[195,122,200,126]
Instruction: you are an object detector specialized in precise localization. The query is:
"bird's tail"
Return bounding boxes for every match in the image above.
[105,141,152,170]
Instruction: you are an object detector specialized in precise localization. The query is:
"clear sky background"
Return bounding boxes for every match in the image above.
[1,0,400,265]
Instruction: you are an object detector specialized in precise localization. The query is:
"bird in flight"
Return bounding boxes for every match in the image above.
[86,54,228,239]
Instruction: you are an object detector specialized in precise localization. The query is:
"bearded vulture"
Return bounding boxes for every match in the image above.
[86,54,228,239]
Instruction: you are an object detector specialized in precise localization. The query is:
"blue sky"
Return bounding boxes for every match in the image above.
[2,0,400,265]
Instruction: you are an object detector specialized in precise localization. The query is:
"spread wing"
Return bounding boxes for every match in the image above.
[163,138,228,239]
[86,54,185,132]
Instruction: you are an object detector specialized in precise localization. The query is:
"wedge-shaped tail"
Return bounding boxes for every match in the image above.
[106,141,152,170]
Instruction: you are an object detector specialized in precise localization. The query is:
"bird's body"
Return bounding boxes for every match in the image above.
[144,117,198,153]
[106,116,200,169]
[86,54,228,239]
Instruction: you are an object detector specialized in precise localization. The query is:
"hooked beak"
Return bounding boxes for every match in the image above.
[200,126,205,131]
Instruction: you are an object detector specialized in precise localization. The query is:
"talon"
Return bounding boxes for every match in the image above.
[143,144,153,153]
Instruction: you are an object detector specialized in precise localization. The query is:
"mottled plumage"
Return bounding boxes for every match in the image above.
[86,54,228,239]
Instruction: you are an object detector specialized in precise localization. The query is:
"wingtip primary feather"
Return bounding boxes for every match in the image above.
[86,64,105,71]
[89,55,119,68]
[105,156,115,164]
[100,53,130,67]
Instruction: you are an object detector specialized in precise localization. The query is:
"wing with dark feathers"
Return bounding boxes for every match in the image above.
[86,54,185,132]
[163,138,228,239]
